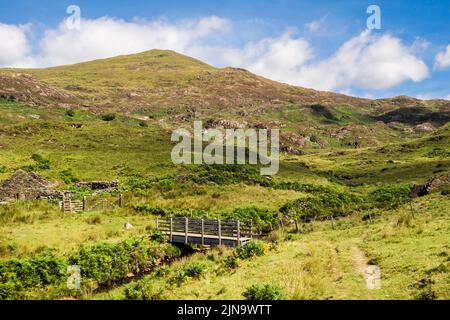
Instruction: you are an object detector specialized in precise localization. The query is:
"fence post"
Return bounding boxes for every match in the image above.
[156,216,159,229]
[250,220,253,239]
[118,193,123,208]
[218,219,222,246]
[170,216,173,243]
[237,220,241,246]
[82,196,87,212]
[185,217,189,245]
[201,219,205,246]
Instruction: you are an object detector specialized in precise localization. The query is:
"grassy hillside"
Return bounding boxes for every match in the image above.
[0,51,448,301]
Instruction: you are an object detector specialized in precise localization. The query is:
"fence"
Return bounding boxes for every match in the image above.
[62,193,123,213]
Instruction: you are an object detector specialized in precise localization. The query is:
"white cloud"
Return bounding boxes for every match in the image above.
[0,17,430,93]
[434,45,450,70]
[295,31,429,91]
[305,15,328,33]
[37,16,230,66]
[445,95,450,101]
[192,32,313,85]
[0,23,35,67]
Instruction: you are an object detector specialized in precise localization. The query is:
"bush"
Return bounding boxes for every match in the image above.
[168,261,209,287]
[125,278,165,300]
[150,229,166,243]
[369,185,410,209]
[0,254,68,300]
[31,154,51,170]
[233,240,267,260]
[0,239,181,299]
[168,270,189,287]
[60,169,80,184]
[243,284,286,300]
[65,110,75,117]
[183,261,209,279]
[227,207,279,234]
[280,189,362,225]
[69,238,179,285]
[101,113,116,122]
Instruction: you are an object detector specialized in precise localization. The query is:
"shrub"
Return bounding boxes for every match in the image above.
[31,154,51,170]
[243,284,286,300]
[0,254,68,300]
[150,229,166,243]
[69,238,174,285]
[125,278,165,300]
[65,109,75,117]
[280,189,362,227]
[168,270,189,287]
[101,113,116,122]
[168,261,209,287]
[369,185,410,209]
[233,240,266,260]
[60,169,80,184]
[153,266,170,278]
[227,207,279,233]
[182,261,209,279]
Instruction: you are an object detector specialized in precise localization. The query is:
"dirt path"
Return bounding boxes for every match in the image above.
[351,246,374,299]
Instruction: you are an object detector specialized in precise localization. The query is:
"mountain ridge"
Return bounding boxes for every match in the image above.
[2,49,447,114]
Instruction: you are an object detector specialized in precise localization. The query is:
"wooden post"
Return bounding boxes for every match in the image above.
[170,216,173,243]
[218,219,222,246]
[82,196,87,212]
[201,219,205,246]
[185,217,189,245]
[409,199,415,219]
[250,220,253,239]
[156,216,159,229]
[118,193,123,208]
[237,220,241,246]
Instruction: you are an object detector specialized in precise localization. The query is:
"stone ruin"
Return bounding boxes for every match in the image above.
[74,180,119,195]
[0,170,62,203]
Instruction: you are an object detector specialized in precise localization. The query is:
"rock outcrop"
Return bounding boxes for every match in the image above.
[410,172,450,197]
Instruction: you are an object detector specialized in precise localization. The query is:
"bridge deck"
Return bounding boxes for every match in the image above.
[157,217,252,247]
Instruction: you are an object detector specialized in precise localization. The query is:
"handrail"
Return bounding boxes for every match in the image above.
[157,216,252,246]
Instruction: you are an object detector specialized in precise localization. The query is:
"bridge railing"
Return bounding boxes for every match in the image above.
[156,216,252,246]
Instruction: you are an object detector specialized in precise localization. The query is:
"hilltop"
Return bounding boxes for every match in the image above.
[1,49,449,153]
[0,50,369,113]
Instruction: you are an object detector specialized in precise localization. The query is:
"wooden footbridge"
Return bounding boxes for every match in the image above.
[157,217,252,247]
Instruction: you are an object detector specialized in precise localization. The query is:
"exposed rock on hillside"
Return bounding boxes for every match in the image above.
[205,119,247,129]
[414,122,437,133]
[0,73,76,108]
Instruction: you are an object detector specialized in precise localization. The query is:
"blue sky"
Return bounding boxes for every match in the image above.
[0,0,449,99]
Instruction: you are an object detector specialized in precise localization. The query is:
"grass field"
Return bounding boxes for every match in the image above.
[0,51,449,300]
